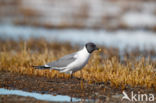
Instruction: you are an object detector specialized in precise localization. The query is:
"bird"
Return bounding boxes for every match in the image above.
[33,42,99,77]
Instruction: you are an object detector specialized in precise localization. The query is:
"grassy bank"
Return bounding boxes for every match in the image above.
[0,38,155,90]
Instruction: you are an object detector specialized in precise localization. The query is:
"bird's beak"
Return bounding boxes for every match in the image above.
[96,47,99,50]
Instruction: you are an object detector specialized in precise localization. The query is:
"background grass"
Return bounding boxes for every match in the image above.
[0,38,156,90]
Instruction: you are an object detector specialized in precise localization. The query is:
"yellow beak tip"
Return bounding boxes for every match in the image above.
[98,48,102,52]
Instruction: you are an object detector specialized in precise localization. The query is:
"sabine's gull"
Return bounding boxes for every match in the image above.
[33,42,99,75]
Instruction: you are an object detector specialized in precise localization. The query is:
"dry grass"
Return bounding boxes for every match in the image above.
[0,38,156,90]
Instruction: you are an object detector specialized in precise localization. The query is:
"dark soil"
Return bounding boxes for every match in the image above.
[0,71,155,103]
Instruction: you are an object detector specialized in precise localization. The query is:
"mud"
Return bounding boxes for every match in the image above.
[0,71,155,103]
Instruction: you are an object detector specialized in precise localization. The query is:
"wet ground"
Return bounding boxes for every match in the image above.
[0,95,53,103]
[0,71,155,103]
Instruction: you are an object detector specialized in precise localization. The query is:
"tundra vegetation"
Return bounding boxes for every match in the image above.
[0,38,156,90]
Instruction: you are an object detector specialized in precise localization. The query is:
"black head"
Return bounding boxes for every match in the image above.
[85,42,99,53]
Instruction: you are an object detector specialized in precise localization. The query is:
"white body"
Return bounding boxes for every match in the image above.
[61,47,90,74]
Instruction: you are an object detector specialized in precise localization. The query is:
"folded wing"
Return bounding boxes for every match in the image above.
[33,52,77,70]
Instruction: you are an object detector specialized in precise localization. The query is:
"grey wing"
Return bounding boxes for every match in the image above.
[47,52,77,69]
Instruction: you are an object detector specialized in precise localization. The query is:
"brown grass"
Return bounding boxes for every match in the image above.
[0,38,156,90]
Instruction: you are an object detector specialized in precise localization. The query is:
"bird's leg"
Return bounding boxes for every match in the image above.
[80,70,84,89]
[70,73,73,79]
[70,71,73,79]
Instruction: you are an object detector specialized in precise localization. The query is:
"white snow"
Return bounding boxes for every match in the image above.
[20,0,156,28]
[122,12,156,27]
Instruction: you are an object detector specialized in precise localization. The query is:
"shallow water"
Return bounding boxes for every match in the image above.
[0,24,156,51]
[0,88,87,102]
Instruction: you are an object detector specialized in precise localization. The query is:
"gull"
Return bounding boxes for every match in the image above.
[33,42,99,77]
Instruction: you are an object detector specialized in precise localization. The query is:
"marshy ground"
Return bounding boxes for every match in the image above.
[0,38,156,103]
[1,0,156,102]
